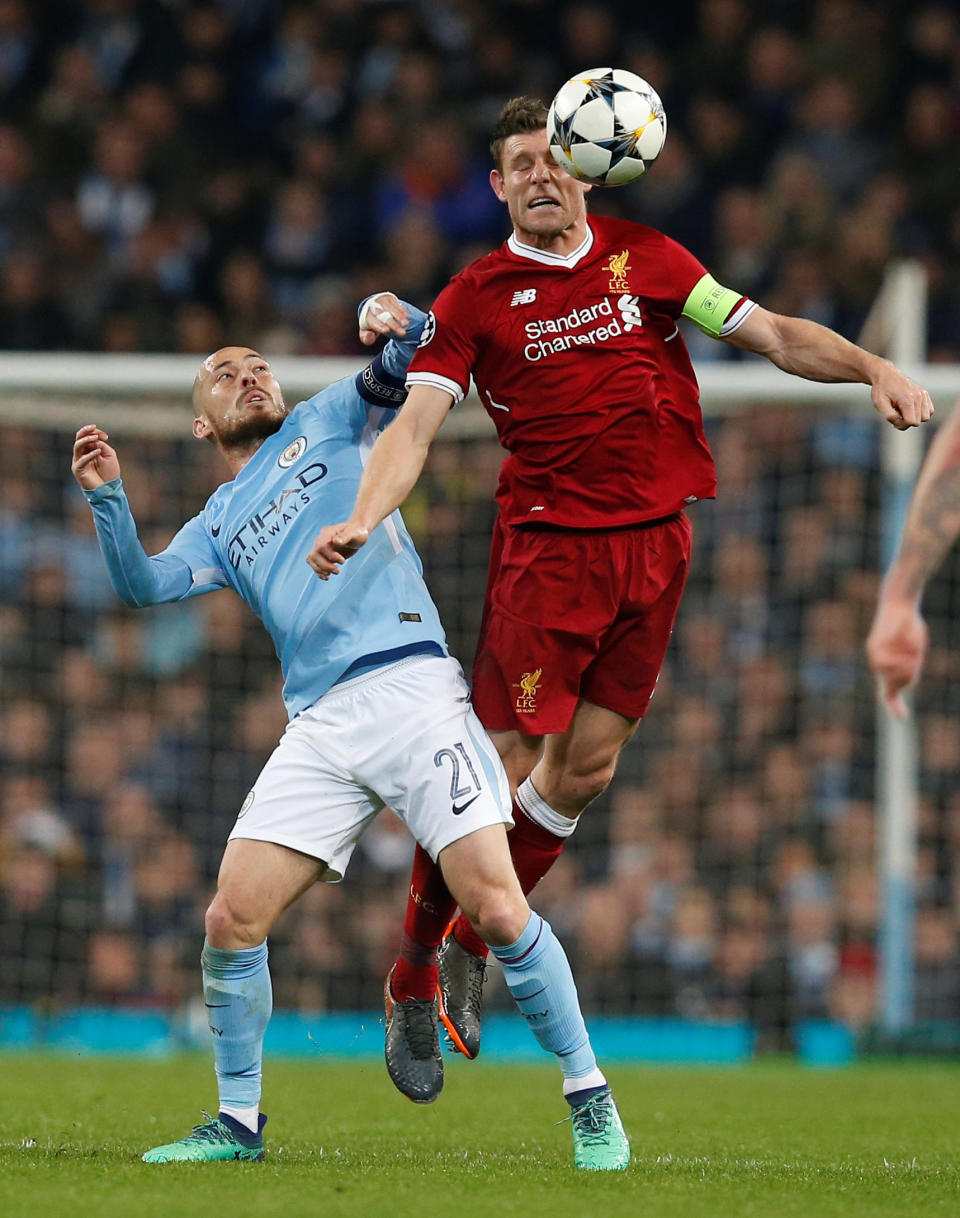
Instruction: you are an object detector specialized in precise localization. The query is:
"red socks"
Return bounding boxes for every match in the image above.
[393,802,569,996]
[452,801,568,960]
[391,843,458,1001]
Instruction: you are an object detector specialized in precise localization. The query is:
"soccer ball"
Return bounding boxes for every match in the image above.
[547,68,667,187]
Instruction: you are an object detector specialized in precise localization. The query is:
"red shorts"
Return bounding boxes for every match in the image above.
[471,513,692,736]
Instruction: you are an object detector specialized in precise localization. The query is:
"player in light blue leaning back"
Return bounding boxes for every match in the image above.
[71,293,629,1171]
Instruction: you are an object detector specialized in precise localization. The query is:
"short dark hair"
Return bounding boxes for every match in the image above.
[490,96,548,172]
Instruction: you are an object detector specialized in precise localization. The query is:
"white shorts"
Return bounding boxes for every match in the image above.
[227,655,512,882]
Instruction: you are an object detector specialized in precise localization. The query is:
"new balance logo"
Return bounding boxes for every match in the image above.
[511,289,537,306]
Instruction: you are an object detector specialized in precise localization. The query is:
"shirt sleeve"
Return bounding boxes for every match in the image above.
[84,479,229,608]
[404,277,478,405]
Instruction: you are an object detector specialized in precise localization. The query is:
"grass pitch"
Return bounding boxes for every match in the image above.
[1,1055,958,1218]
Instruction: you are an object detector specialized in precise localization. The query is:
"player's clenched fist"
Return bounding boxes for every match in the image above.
[358,291,409,348]
[307,521,370,579]
[72,424,121,490]
[870,364,934,431]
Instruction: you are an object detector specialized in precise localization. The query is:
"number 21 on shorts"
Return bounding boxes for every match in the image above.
[435,742,483,815]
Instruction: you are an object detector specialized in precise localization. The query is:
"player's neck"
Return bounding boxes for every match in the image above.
[219,436,268,476]
[512,214,590,257]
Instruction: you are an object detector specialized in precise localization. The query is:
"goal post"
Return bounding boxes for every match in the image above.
[859,260,928,1035]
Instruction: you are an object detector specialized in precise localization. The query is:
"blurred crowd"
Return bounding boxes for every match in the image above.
[0,0,958,359]
[2,0,960,1047]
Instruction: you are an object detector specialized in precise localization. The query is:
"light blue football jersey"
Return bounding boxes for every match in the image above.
[84,307,450,719]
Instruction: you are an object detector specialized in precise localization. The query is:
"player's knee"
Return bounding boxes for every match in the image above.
[467,888,530,949]
[204,893,265,949]
[557,760,616,812]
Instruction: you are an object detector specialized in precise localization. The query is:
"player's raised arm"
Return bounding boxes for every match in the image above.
[73,424,226,608]
[867,397,960,717]
[306,383,452,579]
[723,305,934,430]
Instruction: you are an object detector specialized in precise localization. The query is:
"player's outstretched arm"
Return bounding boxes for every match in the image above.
[307,383,453,579]
[867,397,960,716]
[72,423,121,489]
[724,306,934,430]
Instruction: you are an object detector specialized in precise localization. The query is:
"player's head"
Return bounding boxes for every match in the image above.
[192,347,287,451]
[489,96,591,241]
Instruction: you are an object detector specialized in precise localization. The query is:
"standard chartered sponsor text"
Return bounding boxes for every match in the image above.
[523,298,624,362]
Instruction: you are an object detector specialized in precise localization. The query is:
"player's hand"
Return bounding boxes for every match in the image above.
[358,292,409,347]
[870,363,934,430]
[71,424,121,489]
[307,521,370,579]
[865,597,929,719]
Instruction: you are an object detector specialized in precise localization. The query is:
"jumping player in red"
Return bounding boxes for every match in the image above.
[308,96,933,1071]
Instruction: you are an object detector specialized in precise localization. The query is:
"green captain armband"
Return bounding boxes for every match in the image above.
[681,272,747,338]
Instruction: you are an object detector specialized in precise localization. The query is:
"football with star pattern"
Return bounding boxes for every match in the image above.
[547,69,666,187]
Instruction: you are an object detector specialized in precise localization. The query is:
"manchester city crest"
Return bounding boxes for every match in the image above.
[278,436,307,468]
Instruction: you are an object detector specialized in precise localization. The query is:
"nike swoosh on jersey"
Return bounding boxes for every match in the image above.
[452,794,481,815]
[211,524,221,537]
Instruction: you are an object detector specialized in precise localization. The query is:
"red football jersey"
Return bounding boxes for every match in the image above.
[407,214,747,529]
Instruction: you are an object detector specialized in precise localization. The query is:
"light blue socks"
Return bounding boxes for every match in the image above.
[201,939,272,1111]
[490,912,602,1085]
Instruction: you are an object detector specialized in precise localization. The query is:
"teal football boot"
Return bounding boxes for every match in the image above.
[142,1112,266,1163]
[566,1086,630,1171]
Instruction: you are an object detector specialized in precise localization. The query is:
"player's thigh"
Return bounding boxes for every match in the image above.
[472,528,618,736]
[488,728,543,795]
[214,838,322,932]
[540,698,639,783]
[438,822,527,942]
[580,513,692,720]
[362,656,513,862]
[227,713,382,884]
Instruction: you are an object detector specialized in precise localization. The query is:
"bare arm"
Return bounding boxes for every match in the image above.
[724,306,933,429]
[306,383,453,578]
[866,398,960,715]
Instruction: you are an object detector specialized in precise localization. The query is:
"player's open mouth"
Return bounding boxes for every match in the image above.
[244,391,267,405]
[528,196,559,210]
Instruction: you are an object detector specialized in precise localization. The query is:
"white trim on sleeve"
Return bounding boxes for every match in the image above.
[404,372,465,405]
[720,298,758,337]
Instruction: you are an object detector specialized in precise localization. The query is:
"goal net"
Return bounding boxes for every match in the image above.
[1,342,958,1056]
